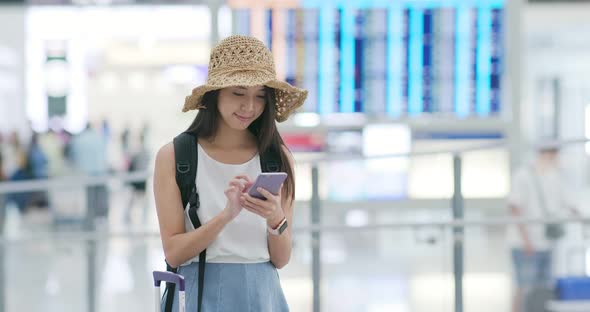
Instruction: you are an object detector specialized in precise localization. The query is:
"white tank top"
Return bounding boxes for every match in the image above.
[182,144,269,265]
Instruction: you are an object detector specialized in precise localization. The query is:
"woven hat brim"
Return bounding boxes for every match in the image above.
[183,70,308,123]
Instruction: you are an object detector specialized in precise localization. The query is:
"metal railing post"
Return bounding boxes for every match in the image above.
[86,185,97,312]
[452,154,464,312]
[0,194,5,312]
[311,165,321,312]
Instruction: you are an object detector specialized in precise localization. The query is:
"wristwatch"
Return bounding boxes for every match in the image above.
[268,217,288,236]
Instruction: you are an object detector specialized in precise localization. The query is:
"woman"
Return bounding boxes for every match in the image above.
[153,35,307,311]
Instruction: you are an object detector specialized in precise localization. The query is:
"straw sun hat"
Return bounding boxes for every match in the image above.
[182,35,308,122]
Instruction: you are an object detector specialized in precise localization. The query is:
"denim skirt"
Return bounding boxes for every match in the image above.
[511,248,552,288]
[161,261,289,312]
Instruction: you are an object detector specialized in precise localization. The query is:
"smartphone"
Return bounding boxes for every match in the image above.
[247,172,288,199]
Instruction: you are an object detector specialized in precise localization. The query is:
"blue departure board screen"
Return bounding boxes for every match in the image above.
[234,0,504,118]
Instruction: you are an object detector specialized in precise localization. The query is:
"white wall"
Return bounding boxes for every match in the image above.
[0,5,27,138]
[525,3,590,74]
[523,2,590,186]
[24,5,212,136]
[86,67,197,153]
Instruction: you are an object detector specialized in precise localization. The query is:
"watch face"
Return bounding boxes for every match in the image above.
[278,220,288,234]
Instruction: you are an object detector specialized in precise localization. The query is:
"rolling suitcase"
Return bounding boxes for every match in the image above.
[556,277,590,300]
[546,246,590,311]
[556,245,590,301]
[153,271,185,312]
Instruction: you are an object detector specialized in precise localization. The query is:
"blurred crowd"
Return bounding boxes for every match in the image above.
[0,119,151,216]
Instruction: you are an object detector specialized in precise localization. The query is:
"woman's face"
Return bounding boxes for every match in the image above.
[217,86,266,130]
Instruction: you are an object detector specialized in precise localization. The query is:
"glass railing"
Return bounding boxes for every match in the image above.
[0,139,589,312]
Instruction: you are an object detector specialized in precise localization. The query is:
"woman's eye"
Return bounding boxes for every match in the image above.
[233,92,245,96]
[257,95,266,99]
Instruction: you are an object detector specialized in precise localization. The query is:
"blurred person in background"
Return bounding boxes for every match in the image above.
[62,129,74,164]
[70,123,109,220]
[125,125,151,224]
[27,132,48,180]
[1,131,24,179]
[120,126,132,171]
[39,117,68,178]
[0,147,5,183]
[101,118,111,142]
[508,141,581,312]
[8,150,31,212]
[0,148,5,182]
[70,123,108,176]
[0,133,5,181]
[40,118,80,220]
[0,149,5,227]
[26,132,49,208]
[2,131,49,212]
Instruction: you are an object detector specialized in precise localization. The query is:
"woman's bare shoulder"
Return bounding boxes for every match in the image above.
[155,142,175,171]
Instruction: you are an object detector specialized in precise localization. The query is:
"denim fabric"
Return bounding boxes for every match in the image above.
[512,248,552,288]
[162,262,289,312]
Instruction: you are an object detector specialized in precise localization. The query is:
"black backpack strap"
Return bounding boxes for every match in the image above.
[163,261,177,312]
[198,251,206,311]
[173,132,197,209]
[186,173,205,312]
[165,132,206,312]
[260,146,281,173]
[174,132,202,230]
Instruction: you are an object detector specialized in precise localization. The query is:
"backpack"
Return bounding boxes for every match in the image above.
[163,132,281,312]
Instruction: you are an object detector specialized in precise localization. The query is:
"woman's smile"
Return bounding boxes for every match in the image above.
[234,113,254,123]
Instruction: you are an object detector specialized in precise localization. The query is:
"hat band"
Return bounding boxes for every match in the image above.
[209,66,276,79]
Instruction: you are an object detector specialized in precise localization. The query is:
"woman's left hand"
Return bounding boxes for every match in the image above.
[240,185,285,226]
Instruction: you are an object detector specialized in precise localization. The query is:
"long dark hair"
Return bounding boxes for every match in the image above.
[186,87,295,200]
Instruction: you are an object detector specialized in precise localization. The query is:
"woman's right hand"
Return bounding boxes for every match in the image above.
[223,175,252,220]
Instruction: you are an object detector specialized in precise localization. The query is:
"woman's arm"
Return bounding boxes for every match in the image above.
[154,143,234,268]
[266,194,293,269]
[267,145,296,269]
[240,145,295,269]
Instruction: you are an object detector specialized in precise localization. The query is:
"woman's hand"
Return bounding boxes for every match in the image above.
[240,184,286,227]
[223,175,252,221]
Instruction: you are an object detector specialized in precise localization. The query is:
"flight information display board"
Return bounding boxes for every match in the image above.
[232,0,504,118]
